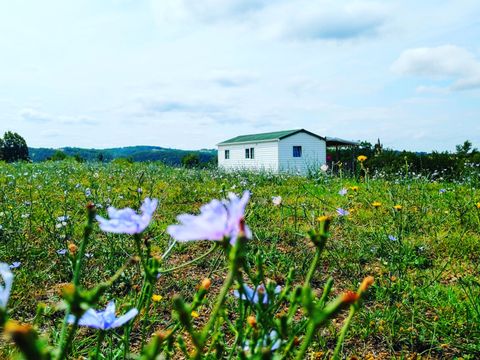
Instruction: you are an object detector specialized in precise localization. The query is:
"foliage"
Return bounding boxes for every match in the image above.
[0,131,29,163]
[181,153,200,168]
[0,162,479,359]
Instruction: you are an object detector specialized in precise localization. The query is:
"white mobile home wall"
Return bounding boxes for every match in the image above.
[218,140,279,172]
[278,132,326,174]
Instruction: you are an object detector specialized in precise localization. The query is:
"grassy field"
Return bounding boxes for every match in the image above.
[1,160,479,359]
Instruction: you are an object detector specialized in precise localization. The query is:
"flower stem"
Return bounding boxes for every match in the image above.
[161,243,219,274]
[332,305,356,360]
[94,331,106,360]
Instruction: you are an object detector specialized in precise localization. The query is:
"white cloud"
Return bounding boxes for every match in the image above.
[19,108,98,126]
[259,1,388,41]
[391,45,480,90]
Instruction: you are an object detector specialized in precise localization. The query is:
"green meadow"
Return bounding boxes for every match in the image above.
[0,160,479,359]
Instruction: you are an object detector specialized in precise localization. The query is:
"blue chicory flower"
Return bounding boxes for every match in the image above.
[9,262,21,269]
[388,235,398,241]
[96,198,158,235]
[233,284,281,305]
[67,301,138,330]
[0,263,13,309]
[167,191,251,243]
[57,249,67,255]
[338,188,348,196]
[439,188,446,194]
[336,208,350,216]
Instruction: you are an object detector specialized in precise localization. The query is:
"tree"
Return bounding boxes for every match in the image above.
[1,131,29,162]
[48,150,68,161]
[181,153,200,168]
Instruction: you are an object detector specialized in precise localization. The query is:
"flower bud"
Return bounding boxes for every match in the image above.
[247,315,257,328]
[359,276,374,292]
[201,278,212,290]
[68,243,78,255]
[341,291,360,305]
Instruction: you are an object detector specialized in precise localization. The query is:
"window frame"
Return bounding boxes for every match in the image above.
[293,146,302,158]
[224,149,230,160]
[250,147,254,159]
[245,148,250,159]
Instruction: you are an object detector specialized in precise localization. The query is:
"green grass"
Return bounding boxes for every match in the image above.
[1,160,479,359]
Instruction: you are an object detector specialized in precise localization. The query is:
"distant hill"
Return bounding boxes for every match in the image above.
[28,146,217,165]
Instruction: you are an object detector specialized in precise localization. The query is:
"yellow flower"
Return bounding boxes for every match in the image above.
[393,204,402,211]
[191,311,200,318]
[476,202,480,209]
[350,186,359,192]
[372,201,382,208]
[152,294,163,302]
[317,215,331,222]
[357,155,368,162]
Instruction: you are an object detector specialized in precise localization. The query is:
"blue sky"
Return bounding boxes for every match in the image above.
[1,0,480,152]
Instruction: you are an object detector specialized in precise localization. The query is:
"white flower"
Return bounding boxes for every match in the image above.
[320,164,329,172]
[0,263,13,309]
[272,196,282,206]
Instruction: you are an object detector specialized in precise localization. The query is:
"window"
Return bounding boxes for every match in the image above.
[293,146,302,158]
[224,150,230,159]
[245,148,250,159]
[250,147,254,159]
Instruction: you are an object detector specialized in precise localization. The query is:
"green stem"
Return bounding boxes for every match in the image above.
[56,317,79,360]
[332,305,356,360]
[94,331,106,360]
[161,244,219,275]
[303,247,321,287]
[295,322,316,360]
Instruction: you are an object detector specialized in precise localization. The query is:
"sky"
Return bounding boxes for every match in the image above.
[1,0,480,152]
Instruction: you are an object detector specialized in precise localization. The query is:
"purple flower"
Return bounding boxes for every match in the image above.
[9,262,21,269]
[338,188,348,196]
[439,188,446,194]
[96,198,158,235]
[67,301,138,330]
[167,191,251,243]
[388,235,398,241]
[0,263,13,309]
[336,208,350,216]
[233,284,281,305]
[57,249,67,255]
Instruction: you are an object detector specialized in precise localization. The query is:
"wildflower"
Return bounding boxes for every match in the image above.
[233,284,281,305]
[320,164,329,172]
[393,205,402,211]
[167,191,251,243]
[85,253,93,258]
[439,188,446,194]
[67,301,138,330]
[56,215,69,222]
[317,215,331,222]
[85,188,92,197]
[96,198,158,235]
[191,311,199,318]
[0,263,13,309]
[476,202,480,209]
[152,294,163,302]
[9,262,21,269]
[357,155,367,162]
[336,208,350,216]
[388,235,398,241]
[243,330,281,353]
[350,186,359,192]
[338,188,348,196]
[56,249,67,255]
[341,291,359,304]
[271,196,282,206]
[372,201,382,208]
